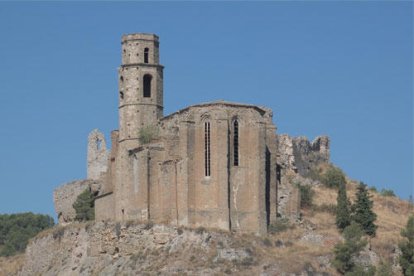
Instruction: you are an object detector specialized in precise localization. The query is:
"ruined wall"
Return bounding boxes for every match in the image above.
[277,135,330,177]
[276,135,330,219]
[87,129,109,180]
[53,179,101,224]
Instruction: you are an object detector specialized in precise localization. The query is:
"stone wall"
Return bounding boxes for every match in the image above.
[87,129,109,180]
[53,179,101,224]
[276,135,330,219]
[277,134,330,177]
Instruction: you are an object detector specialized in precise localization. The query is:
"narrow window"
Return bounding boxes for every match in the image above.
[120,90,124,99]
[96,138,102,150]
[143,74,152,98]
[233,120,239,166]
[204,121,211,177]
[144,48,149,63]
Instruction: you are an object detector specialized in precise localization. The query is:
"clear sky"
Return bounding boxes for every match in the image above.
[0,2,412,219]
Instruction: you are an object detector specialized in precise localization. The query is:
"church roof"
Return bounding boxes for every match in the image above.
[161,100,270,121]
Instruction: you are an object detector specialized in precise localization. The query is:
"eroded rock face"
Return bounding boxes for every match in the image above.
[19,222,258,276]
[53,179,101,225]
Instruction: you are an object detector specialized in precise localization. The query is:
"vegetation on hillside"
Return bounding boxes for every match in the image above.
[352,182,377,237]
[0,213,54,256]
[73,189,95,221]
[336,180,351,231]
[333,222,371,275]
[297,183,314,209]
[399,215,414,276]
[322,165,346,188]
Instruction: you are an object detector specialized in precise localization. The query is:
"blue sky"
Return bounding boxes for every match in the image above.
[0,2,412,219]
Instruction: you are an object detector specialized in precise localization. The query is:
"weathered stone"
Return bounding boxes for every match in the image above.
[87,129,109,181]
[54,179,102,224]
[53,33,331,234]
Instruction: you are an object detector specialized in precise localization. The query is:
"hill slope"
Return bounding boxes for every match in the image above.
[1,183,412,275]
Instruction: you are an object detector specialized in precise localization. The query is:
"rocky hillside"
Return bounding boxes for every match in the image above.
[0,180,409,276]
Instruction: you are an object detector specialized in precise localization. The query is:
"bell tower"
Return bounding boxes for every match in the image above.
[118,33,164,144]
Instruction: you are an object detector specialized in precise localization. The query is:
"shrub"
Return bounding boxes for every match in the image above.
[73,188,95,221]
[322,166,346,188]
[380,189,396,197]
[138,125,159,144]
[306,167,323,182]
[376,261,392,276]
[268,218,293,234]
[333,222,367,274]
[368,186,377,192]
[399,215,414,276]
[298,184,314,208]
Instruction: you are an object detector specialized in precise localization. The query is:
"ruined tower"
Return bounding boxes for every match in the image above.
[118,33,164,145]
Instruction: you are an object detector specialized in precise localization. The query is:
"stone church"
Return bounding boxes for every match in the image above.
[54,33,330,235]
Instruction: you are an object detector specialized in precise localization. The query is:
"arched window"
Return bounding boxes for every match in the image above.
[144,48,149,63]
[204,121,211,177]
[143,74,152,98]
[233,120,239,166]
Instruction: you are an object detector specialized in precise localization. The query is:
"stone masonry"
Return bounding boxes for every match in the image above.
[53,33,331,233]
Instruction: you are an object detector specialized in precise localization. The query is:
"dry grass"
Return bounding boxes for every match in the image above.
[0,254,25,276]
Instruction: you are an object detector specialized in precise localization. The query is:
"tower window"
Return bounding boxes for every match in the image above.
[120,90,124,99]
[143,74,152,98]
[204,121,211,177]
[144,48,149,63]
[233,120,239,166]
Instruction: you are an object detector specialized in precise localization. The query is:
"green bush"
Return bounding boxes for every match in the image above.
[0,213,54,256]
[399,215,414,276]
[322,166,346,188]
[368,186,377,192]
[269,218,293,234]
[380,189,396,197]
[73,189,95,222]
[298,184,315,208]
[138,125,159,144]
[333,222,367,274]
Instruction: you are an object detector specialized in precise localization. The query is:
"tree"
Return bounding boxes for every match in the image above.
[399,215,414,276]
[336,181,351,231]
[333,222,367,274]
[73,189,95,221]
[0,213,54,256]
[323,166,346,188]
[352,182,377,236]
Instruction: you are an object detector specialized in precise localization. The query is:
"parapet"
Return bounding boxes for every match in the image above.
[121,33,159,43]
